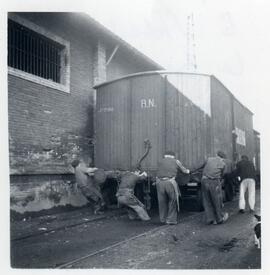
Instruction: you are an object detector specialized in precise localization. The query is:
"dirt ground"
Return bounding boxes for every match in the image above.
[11,191,261,269]
[71,192,261,269]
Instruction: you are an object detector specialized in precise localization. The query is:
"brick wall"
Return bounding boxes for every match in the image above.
[8,12,160,214]
[8,13,96,212]
[8,13,95,175]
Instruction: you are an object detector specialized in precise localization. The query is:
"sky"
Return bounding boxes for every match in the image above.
[83,0,269,133]
[0,1,270,272]
[1,0,269,133]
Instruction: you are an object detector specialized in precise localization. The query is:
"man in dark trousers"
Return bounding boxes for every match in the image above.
[116,170,150,221]
[201,151,229,225]
[233,155,256,213]
[222,154,235,201]
[156,151,190,225]
[71,157,106,214]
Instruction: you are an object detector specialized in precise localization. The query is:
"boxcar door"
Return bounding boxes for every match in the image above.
[130,74,165,172]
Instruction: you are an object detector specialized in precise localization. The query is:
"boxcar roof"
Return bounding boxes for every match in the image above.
[93,70,211,88]
[94,71,253,116]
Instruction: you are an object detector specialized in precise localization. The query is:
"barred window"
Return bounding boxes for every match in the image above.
[8,19,64,83]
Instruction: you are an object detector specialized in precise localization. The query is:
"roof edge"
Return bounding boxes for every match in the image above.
[94,70,211,89]
[78,13,164,70]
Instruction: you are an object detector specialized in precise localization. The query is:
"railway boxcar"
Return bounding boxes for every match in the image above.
[94,71,255,210]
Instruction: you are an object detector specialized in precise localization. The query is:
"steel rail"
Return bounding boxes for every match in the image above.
[11,211,125,242]
[56,211,201,269]
[56,224,170,268]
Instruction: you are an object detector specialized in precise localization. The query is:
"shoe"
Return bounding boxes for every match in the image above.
[166,221,177,225]
[239,209,245,214]
[142,217,151,221]
[250,209,255,214]
[223,212,229,222]
[94,210,104,215]
[216,212,229,224]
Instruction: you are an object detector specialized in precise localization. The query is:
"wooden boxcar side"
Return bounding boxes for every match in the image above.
[95,72,255,173]
[95,79,131,170]
[95,72,213,172]
[233,99,255,161]
[165,73,211,170]
[129,74,165,171]
[210,76,234,159]
[210,76,255,161]
[95,74,166,171]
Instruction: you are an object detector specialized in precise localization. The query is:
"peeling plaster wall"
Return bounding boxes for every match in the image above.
[8,13,95,213]
[10,174,88,213]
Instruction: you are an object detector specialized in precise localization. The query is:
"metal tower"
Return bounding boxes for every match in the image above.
[186,13,197,72]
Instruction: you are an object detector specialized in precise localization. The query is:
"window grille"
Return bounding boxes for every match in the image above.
[8,19,63,83]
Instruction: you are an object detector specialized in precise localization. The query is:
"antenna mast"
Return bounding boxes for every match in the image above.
[186,13,197,72]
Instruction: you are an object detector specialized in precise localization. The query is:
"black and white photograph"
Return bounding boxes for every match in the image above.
[1,0,269,272]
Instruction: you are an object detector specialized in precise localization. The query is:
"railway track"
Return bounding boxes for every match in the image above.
[11,196,258,269]
[56,224,170,268]
[11,210,126,242]
[56,211,200,269]
[11,207,205,268]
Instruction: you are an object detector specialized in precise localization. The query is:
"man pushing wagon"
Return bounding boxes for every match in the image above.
[156,151,190,225]
[116,169,151,221]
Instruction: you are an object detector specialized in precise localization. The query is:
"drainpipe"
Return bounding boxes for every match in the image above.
[106,45,119,66]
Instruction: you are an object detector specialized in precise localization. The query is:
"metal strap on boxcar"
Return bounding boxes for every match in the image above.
[136,139,152,210]
[136,139,152,171]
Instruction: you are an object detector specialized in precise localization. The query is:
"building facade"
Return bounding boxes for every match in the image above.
[8,12,163,214]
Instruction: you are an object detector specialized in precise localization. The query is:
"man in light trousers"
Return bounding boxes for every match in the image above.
[233,155,256,213]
